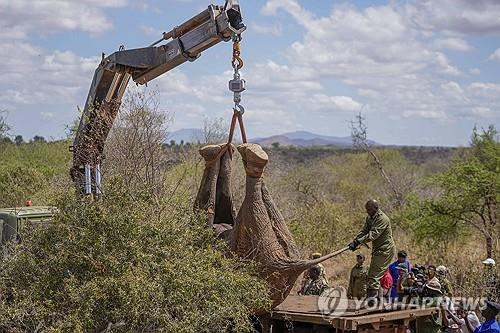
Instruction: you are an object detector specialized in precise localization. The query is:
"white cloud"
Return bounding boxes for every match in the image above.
[403,110,447,119]
[0,0,127,36]
[140,25,159,36]
[40,112,54,120]
[310,94,363,112]
[489,48,500,62]
[0,41,99,108]
[433,38,473,52]
[0,0,125,113]
[252,22,283,36]
[258,0,500,126]
[408,0,500,35]
[468,82,500,99]
[469,68,481,75]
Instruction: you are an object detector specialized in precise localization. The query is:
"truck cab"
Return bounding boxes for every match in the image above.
[0,206,54,244]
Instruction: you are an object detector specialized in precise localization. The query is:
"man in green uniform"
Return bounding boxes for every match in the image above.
[348,200,395,300]
[347,254,368,299]
[301,265,329,296]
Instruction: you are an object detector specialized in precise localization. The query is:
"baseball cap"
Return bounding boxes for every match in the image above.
[436,265,447,275]
[486,301,500,315]
[397,250,408,258]
[482,258,496,266]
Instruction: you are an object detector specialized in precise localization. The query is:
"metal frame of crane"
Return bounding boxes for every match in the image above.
[70,1,246,196]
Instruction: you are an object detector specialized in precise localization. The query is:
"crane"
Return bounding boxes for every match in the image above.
[70,1,246,196]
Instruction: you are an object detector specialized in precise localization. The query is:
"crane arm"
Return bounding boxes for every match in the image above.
[71,1,245,196]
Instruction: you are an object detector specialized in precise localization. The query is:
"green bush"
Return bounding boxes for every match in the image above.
[0,186,269,332]
[0,140,71,207]
[288,200,364,254]
[0,165,47,207]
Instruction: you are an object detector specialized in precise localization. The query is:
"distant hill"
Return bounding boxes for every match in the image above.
[166,128,203,144]
[166,129,380,147]
[252,131,379,147]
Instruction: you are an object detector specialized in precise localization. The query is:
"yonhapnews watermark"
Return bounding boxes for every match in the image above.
[317,287,488,317]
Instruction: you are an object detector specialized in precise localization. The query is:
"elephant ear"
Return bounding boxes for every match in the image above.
[194,143,236,228]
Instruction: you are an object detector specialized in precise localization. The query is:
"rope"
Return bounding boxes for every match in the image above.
[227,109,247,145]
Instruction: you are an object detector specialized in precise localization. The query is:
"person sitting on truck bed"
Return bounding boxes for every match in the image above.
[300,265,329,296]
[397,269,442,300]
[394,263,414,300]
[466,300,500,333]
[388,250,410,299]
[412,279,443,333]
[299,252,329,295]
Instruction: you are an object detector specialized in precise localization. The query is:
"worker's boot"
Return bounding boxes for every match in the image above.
[365,289,380,308]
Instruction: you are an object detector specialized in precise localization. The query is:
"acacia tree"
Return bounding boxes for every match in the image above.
[0,109,11,140]
[409,126,499,258]
[350,113,404,206]
[104,88,172,199]
[200,117,228,144]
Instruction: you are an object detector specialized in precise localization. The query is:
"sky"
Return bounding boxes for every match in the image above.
[0,0,499,146]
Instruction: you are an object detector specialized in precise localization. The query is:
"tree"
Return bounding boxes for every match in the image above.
[350,113,404,206]
[0,110,11,140]
[14,135,23,145]
[104,88,172,198]
[271,142,280,149]
[201,117,228,144]
[32,135,46,143]
[408,126,499,258]
[65,109,82,139]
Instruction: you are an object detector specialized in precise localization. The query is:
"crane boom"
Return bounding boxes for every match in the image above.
[71,1,245,196]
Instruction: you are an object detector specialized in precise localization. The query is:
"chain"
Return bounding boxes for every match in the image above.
[229,34,245,114]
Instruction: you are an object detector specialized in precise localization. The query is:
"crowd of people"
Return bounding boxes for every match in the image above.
[298,199,499,333]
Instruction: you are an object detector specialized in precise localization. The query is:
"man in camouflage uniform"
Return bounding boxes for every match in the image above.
[299,253,329,293]
[347,253,368,299]
[482,258,498,300]
[348,200,395,300]
[301,265,329,296]
[436,265,452,297]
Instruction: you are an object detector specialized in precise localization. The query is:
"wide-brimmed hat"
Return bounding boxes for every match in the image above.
[425,277,442,294]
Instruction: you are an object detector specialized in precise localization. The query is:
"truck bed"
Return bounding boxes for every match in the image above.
[268,295,440,332]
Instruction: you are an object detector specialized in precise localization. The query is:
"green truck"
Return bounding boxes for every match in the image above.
[0,206,54,244]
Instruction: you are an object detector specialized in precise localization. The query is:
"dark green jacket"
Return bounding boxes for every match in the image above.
[347,263,368,299]
[355,209,395,254]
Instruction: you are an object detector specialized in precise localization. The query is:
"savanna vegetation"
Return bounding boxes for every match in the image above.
[0,91,498,331]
